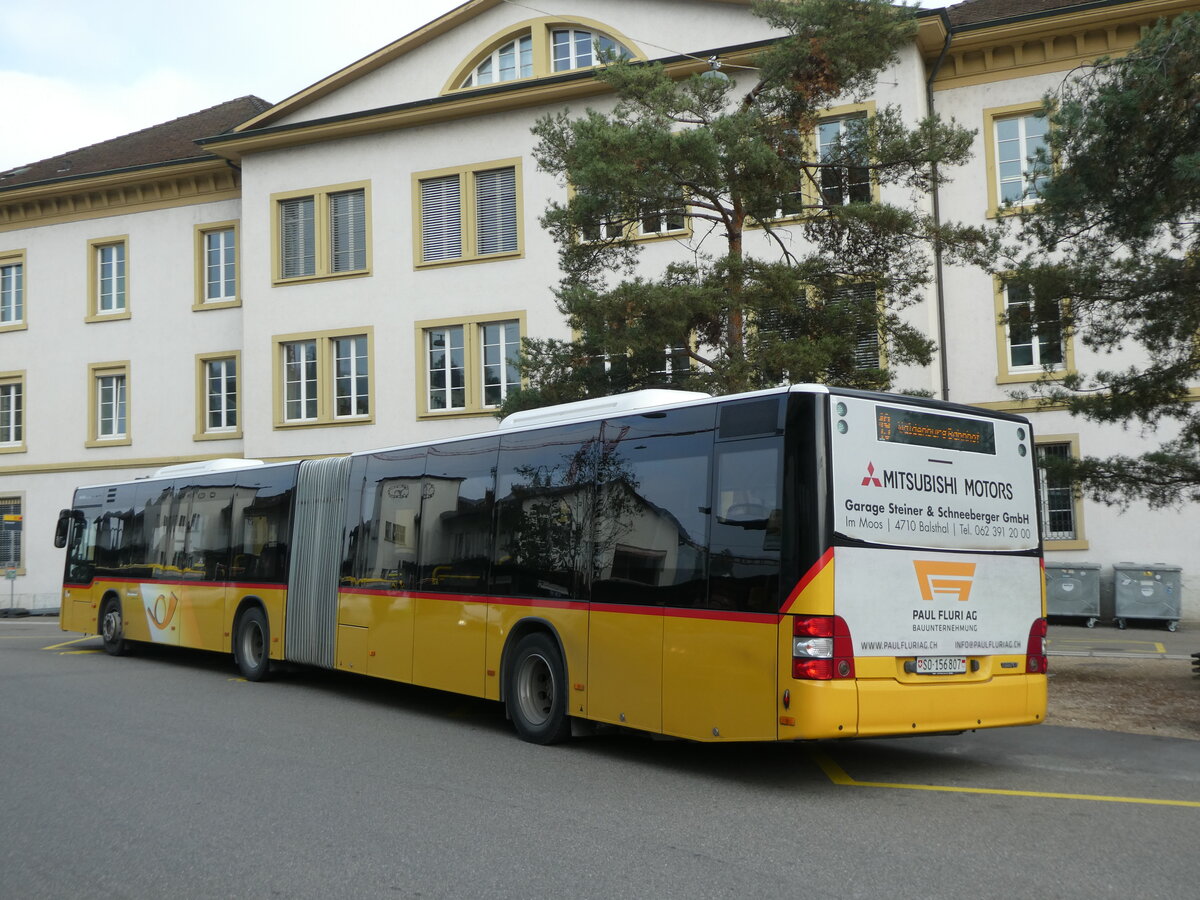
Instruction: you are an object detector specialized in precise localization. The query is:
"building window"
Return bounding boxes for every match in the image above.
[1036,438,1086,548]
[0,251,24,330]
[273,183,370,284]
[984,103,1051,216]
[274,329,373,427]
[196,354,239,439]
[995,113,1049,206]
[415,161,521,266]
[1004,281,1063,372]
[87,361,130,446]
[416,314,524,417]
[462,34,533,87]
[87,237,129,321]
[195,223,239,308]
[0,373,23,451]
[0,495,21,572]
[447,22,639,93]
[551,28,630,71]
[638,195,688,238]
[817,114,871,207]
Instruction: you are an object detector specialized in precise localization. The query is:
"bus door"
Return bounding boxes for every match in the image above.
[170,475,236,652]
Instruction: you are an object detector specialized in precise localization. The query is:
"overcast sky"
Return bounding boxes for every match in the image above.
[0,0,955,174]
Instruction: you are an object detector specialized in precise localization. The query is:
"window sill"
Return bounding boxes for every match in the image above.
[274,416,374,430]
[418,408,502,421]
[193,430,243,442]
[84,311,131,324]
[271,269,371,288]
[0,321,26,334]
[995,368,1070,385]
[414,250,522,270]
[192,298,242,312]
[1045,538,1088,551]
[0,443,26,455]
[85,436,132,448]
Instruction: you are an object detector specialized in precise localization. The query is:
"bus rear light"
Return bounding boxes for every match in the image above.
[792,615,855,680]
[1026,618,1048,674]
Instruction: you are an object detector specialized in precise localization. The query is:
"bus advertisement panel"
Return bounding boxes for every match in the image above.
[828,393,1043,668]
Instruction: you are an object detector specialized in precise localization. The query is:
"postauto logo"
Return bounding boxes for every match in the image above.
[913,560,976,603]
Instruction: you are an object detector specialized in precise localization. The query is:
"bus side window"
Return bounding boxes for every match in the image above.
[493,422,600,601]
[232,466,297,584]
[358,447,427,591]
[420,437,499,594]
[709,439,783,613]
[592,406,715,608]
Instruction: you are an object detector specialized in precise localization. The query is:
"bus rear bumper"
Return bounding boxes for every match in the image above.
[855,673,1047,737]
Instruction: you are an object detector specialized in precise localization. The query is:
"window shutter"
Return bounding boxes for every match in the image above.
[280,197,315,278]
[475,167,517,256]
[421,176,463,262]
[330,190,366,272]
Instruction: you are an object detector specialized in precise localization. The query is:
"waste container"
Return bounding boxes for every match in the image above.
[1112,563,1182,631]
[1044,562,1101,627]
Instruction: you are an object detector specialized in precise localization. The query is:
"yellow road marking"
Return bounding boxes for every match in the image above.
[60,649,101,655]
[1047,638,1167,653]
[42,635,97,651]
[810,751,1200,809]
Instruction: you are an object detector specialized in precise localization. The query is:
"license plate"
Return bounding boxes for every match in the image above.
[915,656,967,675]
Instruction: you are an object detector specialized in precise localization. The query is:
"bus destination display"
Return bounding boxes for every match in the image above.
[875,406,996,455]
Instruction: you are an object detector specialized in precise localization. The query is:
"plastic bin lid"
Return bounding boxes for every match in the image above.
[1113,562,1182,572]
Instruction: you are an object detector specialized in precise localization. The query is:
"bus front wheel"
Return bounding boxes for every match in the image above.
[233,607,271,682]
[506,632,571,745]
[99,596,129,656]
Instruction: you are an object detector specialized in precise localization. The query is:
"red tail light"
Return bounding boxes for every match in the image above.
[1026,618,1048,674]
[792,615,855,680]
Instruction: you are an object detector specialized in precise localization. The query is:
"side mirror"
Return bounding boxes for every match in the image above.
[53,509,72,549]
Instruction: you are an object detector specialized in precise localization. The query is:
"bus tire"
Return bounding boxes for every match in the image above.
[506,632,571,745]
[233,606,271,682]
[99,595,129,656]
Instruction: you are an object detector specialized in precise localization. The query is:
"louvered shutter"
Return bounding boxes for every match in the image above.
[421,176,462,262]
[475,167,517,256]
[280,197,315,277]
[330,190,366,272]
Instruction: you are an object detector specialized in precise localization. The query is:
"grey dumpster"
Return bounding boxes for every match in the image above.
[1045,562,1101,627]
[1113,563,1182,632]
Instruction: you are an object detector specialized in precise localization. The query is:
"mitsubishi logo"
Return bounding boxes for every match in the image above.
[861,462,882,487]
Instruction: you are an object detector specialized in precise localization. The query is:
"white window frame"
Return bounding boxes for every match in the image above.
[995,113,1050,207]
[0,253,24,329]
[0,373,23,450]
[86,361,131,447]
[817,114,872,208]
[551,28,629,71]
[1003,281,1064,373]
[204,228,237,303]
[205,357,238,433]
[274,329,374,428]
[87,237,129,322]
[0,494,23,573]
[462,34,533,87]
[416,313,525,418]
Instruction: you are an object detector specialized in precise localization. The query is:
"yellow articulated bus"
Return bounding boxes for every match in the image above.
[55,386,1047,744]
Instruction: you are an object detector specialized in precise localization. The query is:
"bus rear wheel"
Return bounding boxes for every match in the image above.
[506,632,570,745]
[99,596,129,656]
[233,606,271,682]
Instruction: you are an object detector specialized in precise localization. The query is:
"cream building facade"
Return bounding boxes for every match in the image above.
[1,0,1196,621]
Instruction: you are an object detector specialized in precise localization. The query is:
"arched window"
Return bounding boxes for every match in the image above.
[461,34,533,88]
[551,28,630,71]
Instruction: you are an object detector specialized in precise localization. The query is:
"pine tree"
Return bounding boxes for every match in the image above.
[503,0,983,414]
[1002,12,1200,507]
